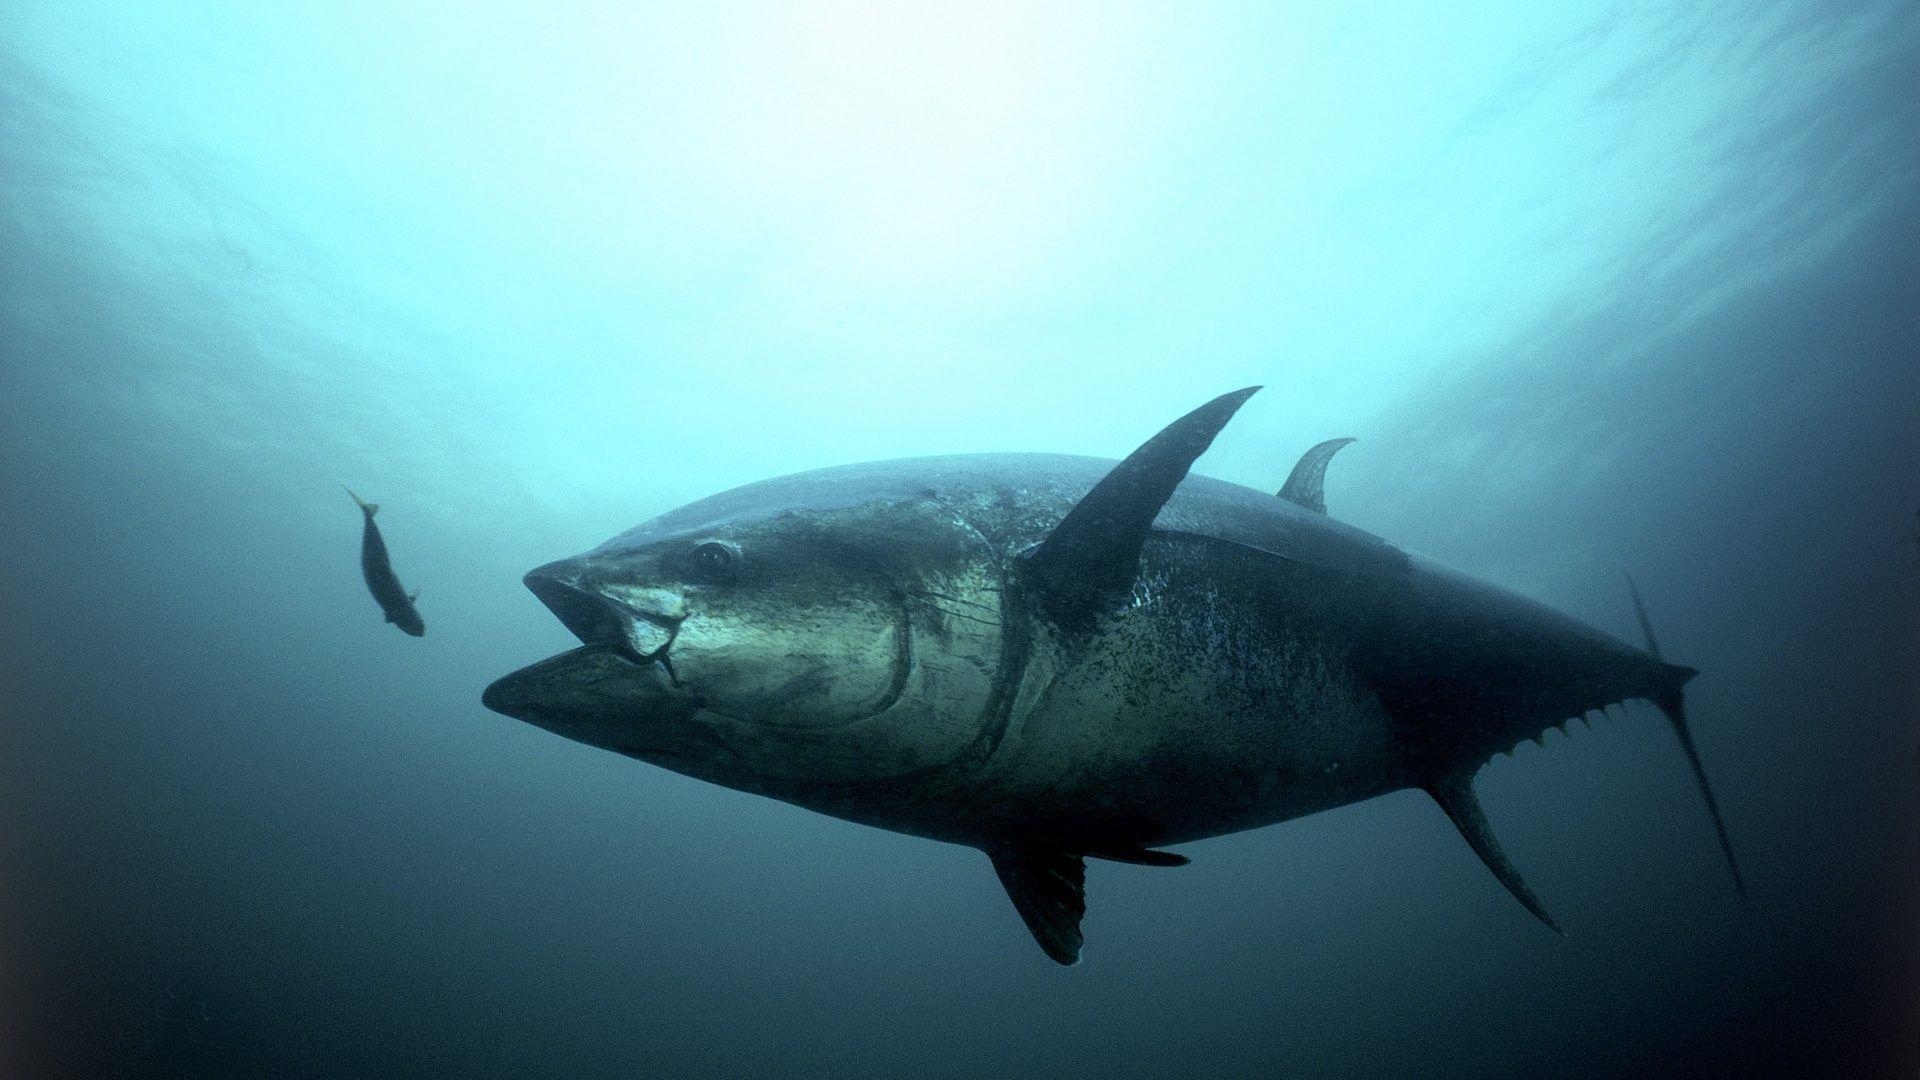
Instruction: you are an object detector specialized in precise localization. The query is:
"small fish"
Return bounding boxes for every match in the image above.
[344,487,424,636]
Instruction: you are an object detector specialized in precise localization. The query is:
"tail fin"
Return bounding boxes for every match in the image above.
[1648,676,1746,901]
[343,485,378,517]
[1627,574,1747,901]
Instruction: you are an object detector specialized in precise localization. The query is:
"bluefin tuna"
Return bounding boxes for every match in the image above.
[482,389,1742,963]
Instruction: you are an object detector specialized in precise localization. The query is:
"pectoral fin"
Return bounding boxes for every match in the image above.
[1085,844,1189,867]
[988,848,1087,965]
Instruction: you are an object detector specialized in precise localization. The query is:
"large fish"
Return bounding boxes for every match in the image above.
[483,389,1741,963]
[346,487,424,637]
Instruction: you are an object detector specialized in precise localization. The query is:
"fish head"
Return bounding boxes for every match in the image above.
[483,467,1007,798]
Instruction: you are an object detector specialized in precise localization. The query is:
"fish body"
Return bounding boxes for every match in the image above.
[483,390,1739,962]
[346,488,424,637]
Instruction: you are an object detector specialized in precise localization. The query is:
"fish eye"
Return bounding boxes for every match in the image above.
[686,541,736,583]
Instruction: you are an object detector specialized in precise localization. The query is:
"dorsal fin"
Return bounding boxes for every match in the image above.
[1276,437,1355,514]
[988,848,1087,965]
[1426,773,1561,932]
[1022,387,1259,632]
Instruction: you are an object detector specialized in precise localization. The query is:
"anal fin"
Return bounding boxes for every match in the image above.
[988,848,1087,965]
[1426,774,1562,933]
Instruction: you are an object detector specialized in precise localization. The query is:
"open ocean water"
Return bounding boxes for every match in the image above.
[2,3,1916,1077]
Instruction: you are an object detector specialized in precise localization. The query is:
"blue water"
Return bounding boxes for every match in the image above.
[2,3,1915,1077]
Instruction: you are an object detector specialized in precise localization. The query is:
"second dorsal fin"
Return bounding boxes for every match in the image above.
[1426,772,1561,933]
[1022,387,1259,632]
[1276,437,1355,514]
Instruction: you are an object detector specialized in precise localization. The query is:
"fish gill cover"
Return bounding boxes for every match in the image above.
[1,2,1916,1078]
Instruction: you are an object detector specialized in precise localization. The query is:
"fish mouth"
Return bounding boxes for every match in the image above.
[523,566,685,686]
[481,562,695,730]
[479,641,694,740]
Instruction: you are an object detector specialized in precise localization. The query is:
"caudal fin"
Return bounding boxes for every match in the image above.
[1648,676,1747,901]
[343,485,378,517]
[1627,573,1747,901]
